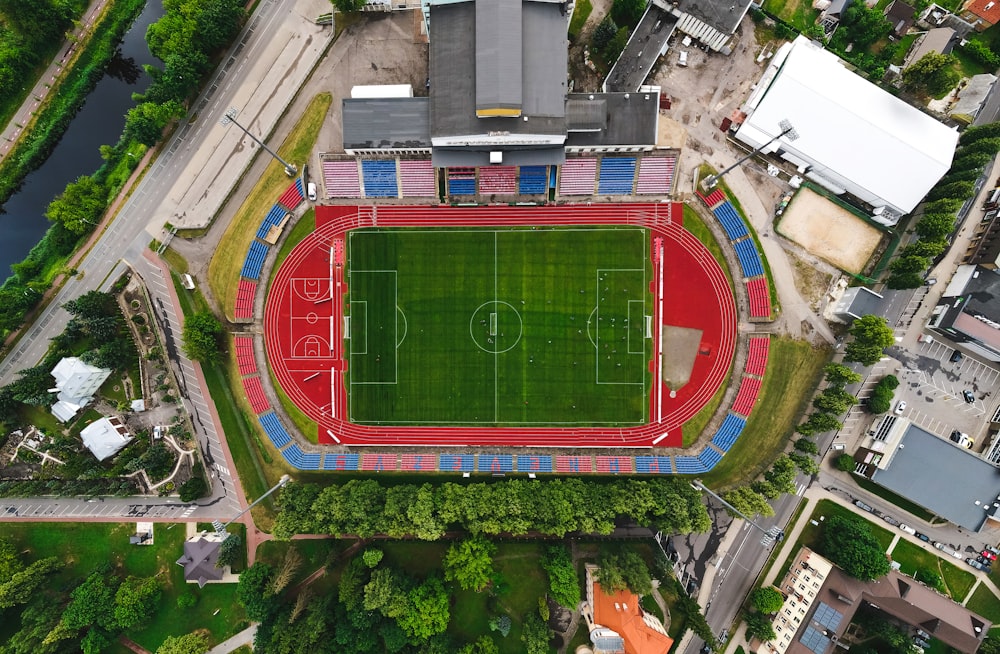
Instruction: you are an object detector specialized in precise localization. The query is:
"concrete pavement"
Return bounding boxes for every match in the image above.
[208,624,257,653]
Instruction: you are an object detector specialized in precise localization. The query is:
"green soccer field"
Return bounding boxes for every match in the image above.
[345,227,652,425]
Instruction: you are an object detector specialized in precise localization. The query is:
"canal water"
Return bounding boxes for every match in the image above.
[0,0,164,279]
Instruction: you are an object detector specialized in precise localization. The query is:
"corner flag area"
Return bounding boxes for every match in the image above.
[263,204,736,447]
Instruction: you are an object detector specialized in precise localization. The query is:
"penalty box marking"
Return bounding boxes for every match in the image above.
[595,268,647,386]
[348,270,398,386]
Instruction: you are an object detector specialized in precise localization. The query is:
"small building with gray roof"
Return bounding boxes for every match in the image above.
[929,264,1000,362]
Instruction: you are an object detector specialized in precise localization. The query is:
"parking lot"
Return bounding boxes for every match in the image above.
[887,337,1000,451]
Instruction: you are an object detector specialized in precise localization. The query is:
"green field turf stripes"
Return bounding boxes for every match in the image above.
[345,227,652,426]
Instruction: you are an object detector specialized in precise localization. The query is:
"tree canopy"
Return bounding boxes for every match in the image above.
[751,586,785,614]
[902,52,960,97]
[181,311,224,362]
[820,514,891,580]
[542,545,581,609]
[443,535,496,592]
[845,315,894,366]
[155,632,210,654]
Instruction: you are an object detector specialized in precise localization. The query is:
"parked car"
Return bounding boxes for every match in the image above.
[982,550,997,561]
[883,515,901,527]
[307,182,317,202]
[915,532,930,542]
[152,426,162,440]
[898,524,917,535]
[963,390,976,404]
[985,545,999,556]
[678,50,689,67]
[895,400,907,415]
[950,350,963,363]
[967,558,986,571]
[924,278,937,286]
[855,500,874,512]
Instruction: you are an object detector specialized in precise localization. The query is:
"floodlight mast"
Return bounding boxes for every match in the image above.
[703,118,798,189]
[221,108,298,177]
[690,479,784,544]
[213,474,291,534]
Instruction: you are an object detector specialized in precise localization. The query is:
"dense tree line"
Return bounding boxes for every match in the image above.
[819,514,891,581]
[272,477,711,540]
[0,0,83,110]
[888,123,1000,289]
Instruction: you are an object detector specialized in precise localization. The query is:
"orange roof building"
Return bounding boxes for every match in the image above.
[959,0,1000,30]
[584,565,674,654]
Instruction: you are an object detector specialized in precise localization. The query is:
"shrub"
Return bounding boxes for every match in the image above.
[835,454,855,472]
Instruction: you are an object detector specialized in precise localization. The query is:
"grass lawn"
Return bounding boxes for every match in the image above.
[967,584,1000,624]
[940,560,976,603]
[568,0,593,39]
[3,523,245,651]
[761,0,819,33]
[345,227,651,426]
[208,92,332,320]
[851,474,936,522]
[889,538,975,601]
[255,538,346,596]
[703,338,828,487]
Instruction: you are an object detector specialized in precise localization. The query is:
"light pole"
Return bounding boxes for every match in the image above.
[220,108,297,177]
[704,118,798,189]
[212,473,291,535]
[691,479,784,546]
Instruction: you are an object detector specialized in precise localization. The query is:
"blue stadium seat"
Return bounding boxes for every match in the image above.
[323,453,360,470]
[734,239,764,278]
[449,178,476,195]
[361,159,399,198]
[478,454,514,472]
[711,202,749,241]
[516,455,553,473]
[710,413,747,452]
[698,448,723,470]
[258,413,291,449]
[282,443,321,470]
[240,241,269,280]
[673,456,708,475]
[256,205,287,239]
[518,166,548,194]
[597,157,636,195]
[635,456,672,474]
[440,454,474,472]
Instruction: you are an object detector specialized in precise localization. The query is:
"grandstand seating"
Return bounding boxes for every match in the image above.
[283,443,321,470]
[322,160,362,198]
[447,167,476,195]
[596,456,633,473]
[242,375,270,414]
[711,413,747,452]
[361,453,396,471]
[259,413,291,449]
[734,238,764,278]
[240,241,269,280]
[746,278,771,318]
[399,159,437,197]
[478,454,514,472]
[256,204,288,239]
[635,156,676,195]
[732,377,763,416]
[439,454,474,472]
[746,336,770,376]
[361,159,399,198]
[324,453,360,470]
[478,166,517,194]
[635,456,672,474]
[673,456,708,475]
[518,166,547,194]
[699,188,726,208]
[235,336,257,376]
[556,455,593,472]
[558,158,597,195]
[516,454,553,473]
[401,453,437,470]
[597,157,636,195]
[234,279,256,319]
[698,448,723,469]
[712,202,749,241]
[278,179,304,210]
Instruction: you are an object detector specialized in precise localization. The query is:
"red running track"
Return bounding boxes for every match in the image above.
[263,204,737,447]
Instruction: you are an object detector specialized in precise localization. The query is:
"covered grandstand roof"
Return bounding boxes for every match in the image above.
[342,98,430,150]
[565,92,660,147]
[736,36,957,214]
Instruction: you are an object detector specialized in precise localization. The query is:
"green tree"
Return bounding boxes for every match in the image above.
[890,254,930,275]
[723,486,775,518]
[443,535,496,592]
[114,576,161,630]
[899,239,946,259]
[396,577,450,640]
[458,636,500,654]
[915,213,957,240]
[835,453,856,472]
[123,100,185,145]
[794,438,819,455]
[845,315,894,366]
[866,375,898,413]
[823,363,861,387]
[820,514,891,580]
[62,572,120,632]
[611,0,645,28]
[0,556,61,608]
[902,52,960,96]
[927,180,974,203]
[10,365,57,407]
[235,562,276,621]
[886,271,925,290]
[45,175,107,235]
[542,545,581,609]
[332,0,365,11]
[181,311,224,363]
[789,452,819,475]
[216,533,242,568]
[812,387,856,415]
[592,15,618,53]
[520,612,552,654]
[179,473,208,502]
[751,586,785,614]
[362,548,384,569]
[745,610,777,641]
[63,290,117,320]
[797,411,843,435]
[155,632,210,654]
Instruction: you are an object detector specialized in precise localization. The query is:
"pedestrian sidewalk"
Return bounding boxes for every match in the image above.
[208,624,256,653]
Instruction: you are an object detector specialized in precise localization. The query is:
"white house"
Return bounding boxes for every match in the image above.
[80,416,132,461]
[49,357,111,423]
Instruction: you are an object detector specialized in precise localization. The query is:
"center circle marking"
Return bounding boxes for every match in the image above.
[469,301,523,354]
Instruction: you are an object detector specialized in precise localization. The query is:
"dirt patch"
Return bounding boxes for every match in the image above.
[786,250,834,311]
[776,188,882,274]
[662,325,702,390]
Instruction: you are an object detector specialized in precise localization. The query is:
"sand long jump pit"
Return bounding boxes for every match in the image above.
[777,188,882,274]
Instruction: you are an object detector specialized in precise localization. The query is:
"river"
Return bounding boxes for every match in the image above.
[0,0,164,279]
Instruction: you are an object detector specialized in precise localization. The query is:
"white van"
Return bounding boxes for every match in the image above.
[898,524,916,536]
[307,182,318,201]
[678,51,689,67]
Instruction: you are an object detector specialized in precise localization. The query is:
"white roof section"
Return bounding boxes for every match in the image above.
[739,36,958,214]
[80,416,132,461]
[350,84,414,99]
[51,356,109,389]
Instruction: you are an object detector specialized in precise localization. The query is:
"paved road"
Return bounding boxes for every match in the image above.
[0,0,108,161]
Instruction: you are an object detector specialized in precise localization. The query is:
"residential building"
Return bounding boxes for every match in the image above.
[176,531,227,588]
[754,547,990,654]
[885,0,916,36]
[929,264,1000,361]
[903,27,957,68]
[49,357,112,423]
[951,73,998,124]
[831,287,883,324]
[582,564,674,654]
[80,416,132,461]
[959,0,1000,31]
[734,36,958,225]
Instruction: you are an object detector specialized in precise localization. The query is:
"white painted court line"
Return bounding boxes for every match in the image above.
[494,231,499,424]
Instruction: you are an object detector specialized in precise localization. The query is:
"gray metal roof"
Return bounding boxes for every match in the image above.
[872,424,1000,531]
[565,92,659,147]
[566,98,607,132]
[429,0,566,139]
[675,0,753,35]
[842,286,883,319]
[605,6,677,93]
[432,146,564,167]
[475,0,522,115]
[342,98,430,150]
